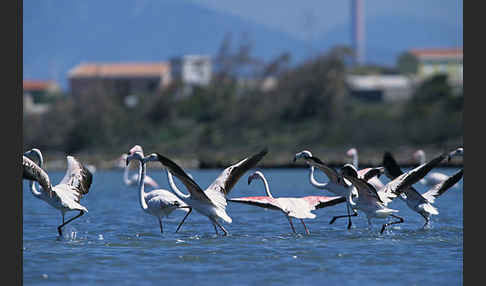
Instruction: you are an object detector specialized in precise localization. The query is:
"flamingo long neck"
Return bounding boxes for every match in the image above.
[352,153,358,169]
[29,151,44,197]
[29,180,43,197]
[257,174,273,198]
[123,163,132,185]
[137,160,149,210]
[309,166,328,189]
[167,170,190,200]
[418,153,426,165]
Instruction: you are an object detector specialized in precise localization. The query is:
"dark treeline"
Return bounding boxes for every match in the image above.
[23,39,463,167]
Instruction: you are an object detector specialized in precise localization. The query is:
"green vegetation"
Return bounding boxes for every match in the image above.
[23,44,463,167]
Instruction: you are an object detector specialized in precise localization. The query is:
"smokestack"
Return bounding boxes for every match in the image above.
[351,0,365,65]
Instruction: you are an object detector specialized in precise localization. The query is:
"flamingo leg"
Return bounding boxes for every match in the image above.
[421,214,431,229]
[380,214,404,234]
[158,218,164,233]
[212,222,219,235]
[175,207,192,233]
[346,203,354,229]
[329,206,358,227]
[287,216,297,234]
[211,218,228,236]
[57,210,84,237]
[216,223,228,236]
[300,219,310,235]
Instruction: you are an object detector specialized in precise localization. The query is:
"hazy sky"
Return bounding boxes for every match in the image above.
[187,0,463,42]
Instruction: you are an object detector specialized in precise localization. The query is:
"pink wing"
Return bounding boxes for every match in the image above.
[357,168,372,178]
[228,196,282,210]
[144,175,160,188]
[301,195,347,209]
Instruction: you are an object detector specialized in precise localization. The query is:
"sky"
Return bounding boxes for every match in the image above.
[23,0,463,90]
[187,0,463,43]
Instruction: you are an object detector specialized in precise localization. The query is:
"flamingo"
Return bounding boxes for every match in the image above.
[294,150,362,229]
[22,149,92,236]
[228,171,346,235]
[23,152,53,198]
[413,149,450,186]
[304,150,455,233]
[145,148,268,236]
[346,147,385,190]
[121,147,160,189]
[125,148,191,234]
[383,149,464,227]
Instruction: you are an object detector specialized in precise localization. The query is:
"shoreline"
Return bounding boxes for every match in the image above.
[36,152,464,171]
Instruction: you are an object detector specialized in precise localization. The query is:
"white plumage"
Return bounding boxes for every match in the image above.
[23,148,92,237]
[303,149,453,233]
[229,171,346,234]
[125,147,190,233]
[384,149,463,226]
[147,148,268,236]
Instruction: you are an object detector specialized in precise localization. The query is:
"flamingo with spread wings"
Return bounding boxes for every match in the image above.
[383,148,463,227]
[22,149,93,237]
[145,148,268,236]
[229,171,346,235]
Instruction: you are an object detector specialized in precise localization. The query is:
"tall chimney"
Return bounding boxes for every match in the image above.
[351,0,365,65]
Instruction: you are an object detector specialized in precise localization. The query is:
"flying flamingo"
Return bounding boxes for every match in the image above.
[125,147,191,233]
[383,149,464,227]
[145,148,268,236]
[413,149,450,186]
[228,171,346,235]
[303,149,456,233]
[121,149,160,189]
[346,147,385,190]
[22,149,92,236]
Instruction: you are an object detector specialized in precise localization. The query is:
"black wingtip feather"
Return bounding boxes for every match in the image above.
[383,152,404,179]
[79,163,93,195]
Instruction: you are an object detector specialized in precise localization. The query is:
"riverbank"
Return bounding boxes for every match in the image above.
[35,146,463,171]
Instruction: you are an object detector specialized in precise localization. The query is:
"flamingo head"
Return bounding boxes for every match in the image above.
[142,153,159,163]
[248,171,264,185]
[128,145,144,156]
[24,148,43,166]
[340,164,358,179]
[413,150,425,161]
[447,147,464,161]
[293,150,312,163]
[346,148,357,157]
[126,150,144,166]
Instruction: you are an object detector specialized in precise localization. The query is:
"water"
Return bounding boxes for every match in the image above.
[23,168,463,286]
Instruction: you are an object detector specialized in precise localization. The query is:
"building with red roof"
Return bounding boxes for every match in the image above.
[409,47,463,86]
[67,62,172,98]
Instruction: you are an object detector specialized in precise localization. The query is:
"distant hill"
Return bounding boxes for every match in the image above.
[23,0,462,90]
[23,0,312,90]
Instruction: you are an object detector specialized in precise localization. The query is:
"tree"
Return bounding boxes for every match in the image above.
[397,52,419,75]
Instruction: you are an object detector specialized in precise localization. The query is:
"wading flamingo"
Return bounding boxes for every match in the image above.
[145,148,268,236]
[126,148,191,233]
[229,171,346,235]
[383,148,463,227]
[22,149,92,237]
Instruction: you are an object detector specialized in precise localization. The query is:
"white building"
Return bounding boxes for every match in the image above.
[346,74,414,102]
[170,55,212,86]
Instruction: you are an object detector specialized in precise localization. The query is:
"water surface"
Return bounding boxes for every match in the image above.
[23,168,463,285]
